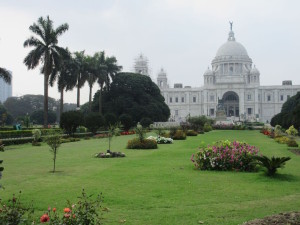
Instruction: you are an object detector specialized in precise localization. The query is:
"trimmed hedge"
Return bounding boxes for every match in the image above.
[2,137,34,146]
[127,138,157,149]
[0,129,62,139]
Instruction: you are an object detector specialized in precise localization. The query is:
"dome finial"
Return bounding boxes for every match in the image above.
[228,21,235,41]
[229,21,233,31]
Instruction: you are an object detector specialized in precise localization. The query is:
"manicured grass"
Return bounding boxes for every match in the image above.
[1,130,300,224]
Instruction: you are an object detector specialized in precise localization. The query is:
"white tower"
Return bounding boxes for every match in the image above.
[157,68,168,89]
[134,54,149,76]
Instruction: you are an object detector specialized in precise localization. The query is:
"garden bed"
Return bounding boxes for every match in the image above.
[242,211,300,225]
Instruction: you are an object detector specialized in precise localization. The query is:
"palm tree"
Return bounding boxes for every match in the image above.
[73,51,88,109]
[0,67,11,84]
[23,16,69,127]
[85,55,98,112]
[104,56,122,91]
[252,155,291,176]
[49,49,77,118]
[94,51,107,114]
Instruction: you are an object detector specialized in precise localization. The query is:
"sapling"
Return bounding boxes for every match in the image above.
[46,131,61,173]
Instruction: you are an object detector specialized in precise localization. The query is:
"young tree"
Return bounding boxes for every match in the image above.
[46,131,61,173]
[23,16,69,128]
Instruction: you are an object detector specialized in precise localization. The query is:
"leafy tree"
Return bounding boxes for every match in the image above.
[104,113,118,127]
[187,115,210,131]
[119,114,134,131]
[271,91,300,130]
[0,67,11,84]
[46,131,61,173]
[140,117,153,128]
[60,111,84,135]
[92,73,170,123]
[31,110,56,125]
[0,104,13,126]
[23,16,69,128]
[252,155,291,176]
[85,113,104,134]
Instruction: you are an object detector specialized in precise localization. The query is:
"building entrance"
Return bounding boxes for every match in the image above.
[222,91,239,117]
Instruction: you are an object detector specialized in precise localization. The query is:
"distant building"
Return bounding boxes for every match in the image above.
[157,25,300,123]
[0,71,12,103]
[134,54,149,76]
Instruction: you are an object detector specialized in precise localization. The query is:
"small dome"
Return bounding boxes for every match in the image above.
[250,66,260,75]
[157,68,167,77]
[204,67,213,76]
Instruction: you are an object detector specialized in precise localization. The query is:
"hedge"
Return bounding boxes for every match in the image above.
[0,129,62,139]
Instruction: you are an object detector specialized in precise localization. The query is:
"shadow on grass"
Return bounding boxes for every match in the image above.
[257,171,299,182]
[48,171,64,173]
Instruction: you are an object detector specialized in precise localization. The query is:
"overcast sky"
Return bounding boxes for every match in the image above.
[1,0,300,104]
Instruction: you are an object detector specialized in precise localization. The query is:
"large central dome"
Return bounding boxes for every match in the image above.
[216,40,248,57]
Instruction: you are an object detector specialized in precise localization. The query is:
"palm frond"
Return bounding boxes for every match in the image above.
[0,67,12,84]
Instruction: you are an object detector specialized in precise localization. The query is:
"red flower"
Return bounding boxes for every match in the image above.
[64,213,71,218]
[53,207,56,212]
[64,208,71,213]
[40,214,50,223]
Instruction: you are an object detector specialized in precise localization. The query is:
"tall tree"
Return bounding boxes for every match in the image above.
[104,56,122,91]
[94,51,107,114]
[0,67,11,84]
[23,16,69,128]
[85,55,98,112]
[73,51,88,109]
[49,49,77,117]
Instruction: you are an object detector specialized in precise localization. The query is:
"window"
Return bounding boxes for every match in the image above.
[210,95,214,102]
[175,110,178,116]
[175,97,178,103]
[247,94,251,101]
[181,97,184,103]
[267,95,271,101]
[247,108,252,115]
[258,94,261,101]
[210,108,215,116]
[193,96,196,103]
[169,97,172,103]
[280,95,284,101]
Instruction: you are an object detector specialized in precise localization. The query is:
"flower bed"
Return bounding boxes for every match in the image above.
[191,140,260,172]
[147,136,173,144]
[95,150,125,158]
[120,131,135,135]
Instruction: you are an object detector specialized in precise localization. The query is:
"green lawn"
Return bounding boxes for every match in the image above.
[1,130,300,225]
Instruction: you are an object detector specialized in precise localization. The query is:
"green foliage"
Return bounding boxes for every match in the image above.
[187,115,210,131]
[30,110,56,125]
[252,155,291,176]
[61,137,81,143]
[140,117,153,128]
[186,130,198,136]
[287,138,298,147]
[286,125,298,136]
[60,111,84,135]
[203,123,213,132]
[135,123,145,142]
[93,72,170,123]
[271,91,300,129]
[119,114,134,131]
[0,192,34,225]
[84,113,104,134]
[0,140,3,189]
[32,129,41,142]
[104,113,118,127]
[274,136,290,144]
[127,138,157,149]
[46,131,62,173]
[172,130,186,140]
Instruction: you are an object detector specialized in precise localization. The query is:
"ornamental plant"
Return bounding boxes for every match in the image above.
[191,140,260,172]
[147,136,173,144]
[286,125,298,136]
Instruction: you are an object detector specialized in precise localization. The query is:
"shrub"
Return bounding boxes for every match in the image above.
[274,125,284,137]
[119,114,134,131]
[95,150,126,158]
[104,113,118,127]
[61,137,80,143]
[140,117,153,128]
[286,125,298,136]
[274,136,290,144]
[172,130,186,140]
[287,138,299,147]
[84,113,104,134]
[252,155,291,176]
[60,111,84,136]
[191,140,260,172]
[135,123,145,142]
[147,136,173,144]
[186,130,198,136]
[127,138,157,149]
[203,123,212,132]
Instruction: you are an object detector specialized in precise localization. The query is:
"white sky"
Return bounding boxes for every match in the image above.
[1,0,300,104]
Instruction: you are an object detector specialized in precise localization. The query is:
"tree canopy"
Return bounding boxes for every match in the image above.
[92,73,170,123]
[271,91,300,129]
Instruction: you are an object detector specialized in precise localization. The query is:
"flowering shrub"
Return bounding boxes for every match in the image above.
[186,130,198,136]
[127,138,157,149]
[286,125,298,136]
[120,131,135,135]
[191,140,260,172]
[95,150,126,158]
[172,130,186,140]
[147,136,173,144]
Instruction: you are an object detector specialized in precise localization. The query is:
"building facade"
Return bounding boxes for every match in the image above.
[157,27,300,123]
[0,72,12,103]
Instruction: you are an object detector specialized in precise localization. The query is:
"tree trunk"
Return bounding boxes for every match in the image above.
[89,85,92,113]
[53,149,56,173]
[60,88,64,119]
[99,87,102,114]
[77,84,80,109]
[44,74,49,128]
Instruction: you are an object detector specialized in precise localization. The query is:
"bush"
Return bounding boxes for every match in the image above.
[32,129,41,145]
[60,111,84,135]
[286,125,298,136]
[2,137,34,146]
[147,136,173,144]
[287,138,299,147]
[186,130,198,136]
[203,123,212,132]
[191,140,260,172]
[252,155,291,176]
[85,113,104,134]
[274,136,290,144]
[119,114,134,131]
[95,150,125,158]
[140,117,153,128]
[127,138,157,149]
[61,137,81,143]
[172,130,186,140]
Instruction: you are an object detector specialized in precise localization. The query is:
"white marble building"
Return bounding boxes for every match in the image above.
[156,26,300,123]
